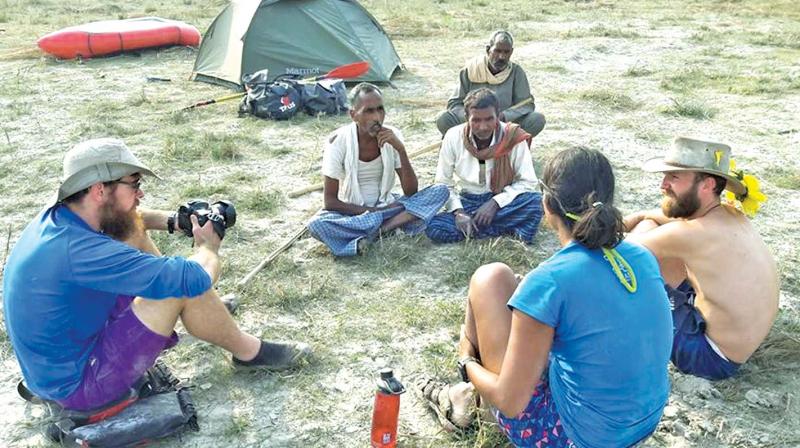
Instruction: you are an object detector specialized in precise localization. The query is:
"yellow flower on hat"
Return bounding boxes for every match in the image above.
[724,158,767,217]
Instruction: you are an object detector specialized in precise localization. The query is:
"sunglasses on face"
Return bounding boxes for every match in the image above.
[113,179,143,192]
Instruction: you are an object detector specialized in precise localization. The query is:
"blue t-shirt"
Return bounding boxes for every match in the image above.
[508,241,672,448]
[2,205,212,400]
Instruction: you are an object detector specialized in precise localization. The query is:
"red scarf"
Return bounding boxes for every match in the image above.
[462,122,531,193]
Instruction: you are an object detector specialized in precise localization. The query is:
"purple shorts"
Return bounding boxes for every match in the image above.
[494,379,575,448]
[58,295,178,411]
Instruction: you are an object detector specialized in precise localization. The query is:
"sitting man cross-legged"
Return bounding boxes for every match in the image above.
[426,88,543,244]
[421,148,672,447]
[2,139,310,412]
[308,82,448,256]
[625,137,778,380]
[435,30,545,138]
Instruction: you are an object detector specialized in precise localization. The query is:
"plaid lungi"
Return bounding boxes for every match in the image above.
[308,184,448,256]
[425,192,543,244]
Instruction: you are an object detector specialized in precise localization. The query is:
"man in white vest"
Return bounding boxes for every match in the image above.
[308,83,448,256]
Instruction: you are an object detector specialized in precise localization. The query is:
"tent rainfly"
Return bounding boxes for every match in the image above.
[192,0,402,89]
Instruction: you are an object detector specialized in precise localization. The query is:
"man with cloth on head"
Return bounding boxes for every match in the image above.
[435,30,545,138]
[308,82,449,256]
[426,88,543,244]
[3,138,310,412]
[625,137,777,380]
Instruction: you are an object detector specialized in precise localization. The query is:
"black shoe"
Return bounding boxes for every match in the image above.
[232,340,311,371]
[220,293,239,315]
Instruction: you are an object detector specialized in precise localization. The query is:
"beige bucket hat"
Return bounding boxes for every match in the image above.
[54,138,160,204]
[642,136,746,196]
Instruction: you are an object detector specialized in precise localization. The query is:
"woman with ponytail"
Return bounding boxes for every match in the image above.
[422,148,673,447]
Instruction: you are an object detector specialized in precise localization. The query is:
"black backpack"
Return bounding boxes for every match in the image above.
[239,71,301,120]
[19,360,199,447]
[297,78,348,116]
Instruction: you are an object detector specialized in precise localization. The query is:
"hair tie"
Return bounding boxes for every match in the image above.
[592,201,604,208]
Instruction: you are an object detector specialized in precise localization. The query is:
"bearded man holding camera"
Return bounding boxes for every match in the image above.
[3,138,310,412]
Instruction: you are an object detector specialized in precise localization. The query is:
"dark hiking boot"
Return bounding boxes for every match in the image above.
[232,340,311,371]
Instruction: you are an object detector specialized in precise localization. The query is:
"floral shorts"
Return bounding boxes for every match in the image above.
[493,380,575,448]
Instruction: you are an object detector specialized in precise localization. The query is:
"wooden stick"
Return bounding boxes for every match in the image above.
[237,220,312,287]
[0,47,41,61]
[286,97,534,198]
[1,225,11,274]
[288,184,325,199]
[406,141,442,158]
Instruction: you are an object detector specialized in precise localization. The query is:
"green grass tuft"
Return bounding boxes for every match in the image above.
[624,65,653,77]
[169,111,190,125]
[180,183,232,199]
[579,89,638,110]
[767,167,800,190]
[163,131,254,162]
[396,298,463,331]
[541,64,568,74]
[661,68,799,96]
[420,341,459,380]
[659,98,716,119]
[444,238,544,289]
[348,235,429,274]
[562,24,641,39]
[749,32,800,49]
[238,188,284,215]
[222,410,253,437]
[660,68,716,92]
[125,88,150,107]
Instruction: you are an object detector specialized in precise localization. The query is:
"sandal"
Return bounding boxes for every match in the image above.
[417,378,474,432]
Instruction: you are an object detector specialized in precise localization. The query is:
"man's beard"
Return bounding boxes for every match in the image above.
[661,182,701,218]
[99,198,140,241]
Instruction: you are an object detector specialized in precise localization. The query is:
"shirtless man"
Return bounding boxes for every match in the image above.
[625,137,778,380]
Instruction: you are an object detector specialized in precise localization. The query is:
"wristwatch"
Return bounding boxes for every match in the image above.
[458,356,481,383]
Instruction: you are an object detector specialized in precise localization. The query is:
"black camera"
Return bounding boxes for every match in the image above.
[172,200,236,239]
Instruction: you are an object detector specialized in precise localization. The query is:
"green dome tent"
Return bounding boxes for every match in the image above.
[192,0,402,89]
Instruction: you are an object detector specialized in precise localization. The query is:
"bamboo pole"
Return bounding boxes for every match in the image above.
[237,221,312,287]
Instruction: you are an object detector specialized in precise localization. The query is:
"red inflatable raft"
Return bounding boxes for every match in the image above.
[37,17,201,59]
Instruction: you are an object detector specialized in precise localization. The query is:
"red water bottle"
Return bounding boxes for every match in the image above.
[370,368,406,448]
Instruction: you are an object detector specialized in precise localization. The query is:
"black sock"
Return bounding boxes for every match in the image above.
[234,341,287,366]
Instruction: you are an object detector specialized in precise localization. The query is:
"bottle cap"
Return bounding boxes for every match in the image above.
[379,368,394,379]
